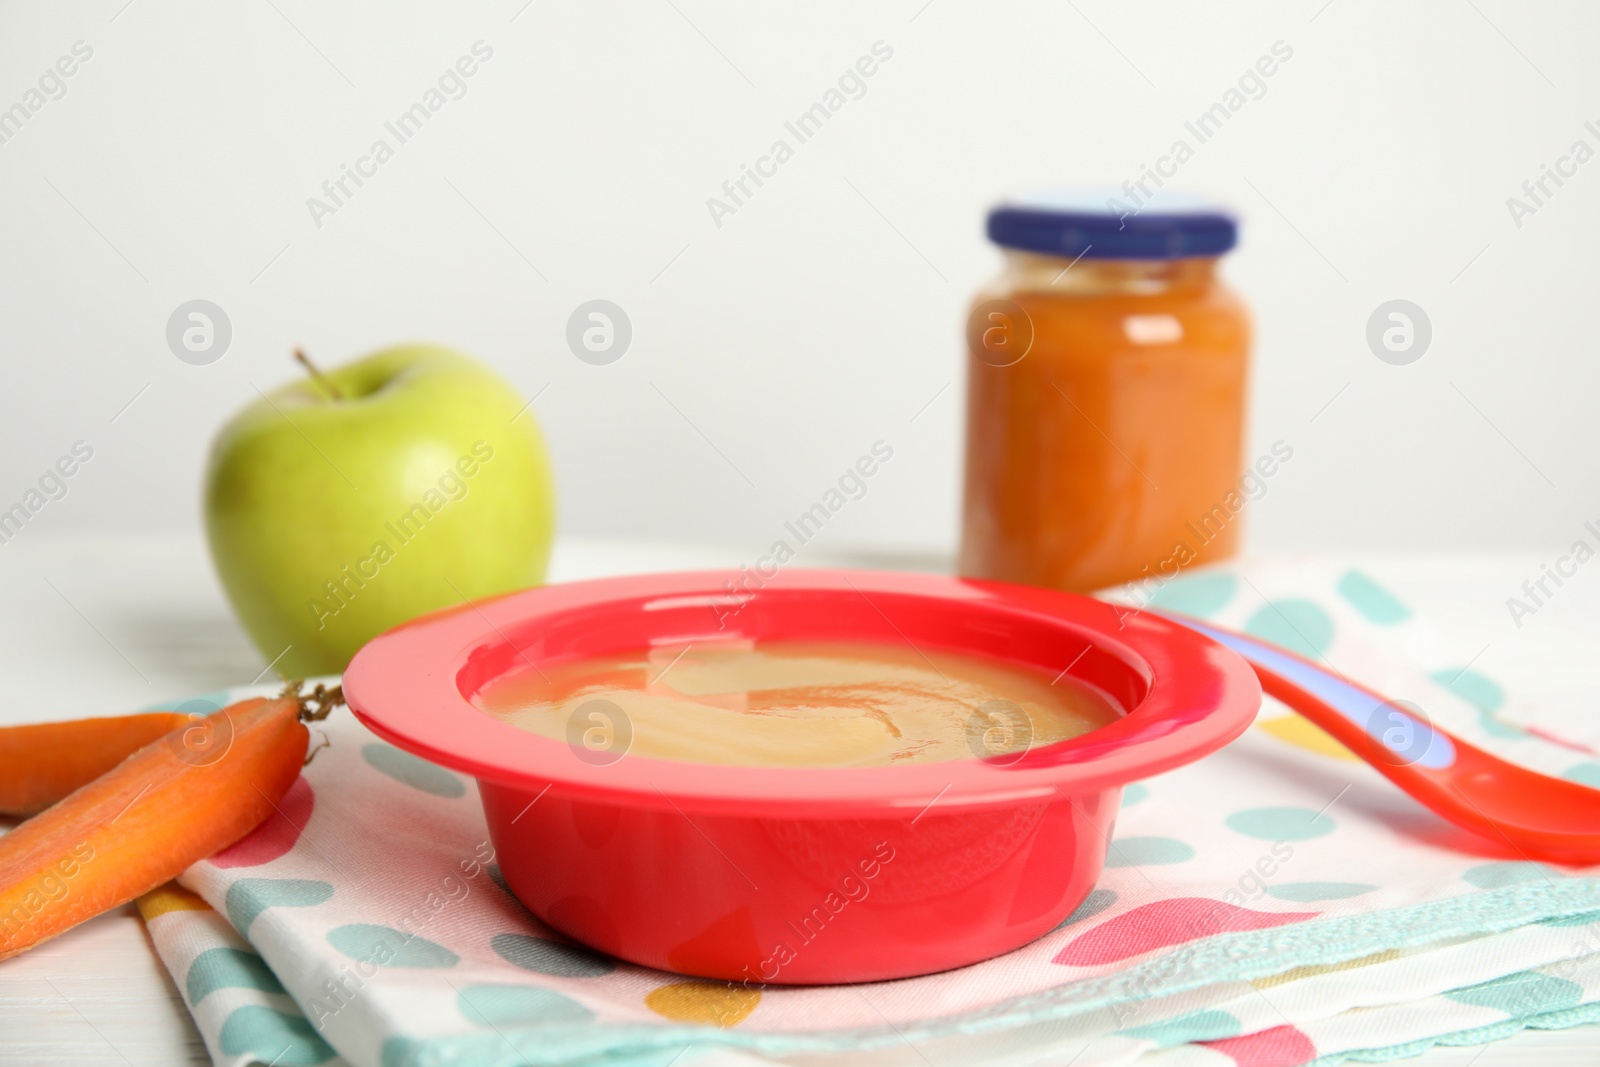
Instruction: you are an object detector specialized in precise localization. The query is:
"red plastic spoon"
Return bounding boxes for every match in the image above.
[1159,612,1600,865]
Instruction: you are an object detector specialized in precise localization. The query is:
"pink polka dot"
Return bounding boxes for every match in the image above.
[210,777,313,868]
[1053,897,1317,966]
[1200,1024,1317,1066]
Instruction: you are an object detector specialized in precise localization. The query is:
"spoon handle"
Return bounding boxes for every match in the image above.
[1155,610,1600,863]
[1157,613,1452,768]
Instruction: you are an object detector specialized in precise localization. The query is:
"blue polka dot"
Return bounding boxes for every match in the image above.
[1056,889,1117,929]
[1335,571,1410,625]
[327,924,459,968]
[186,947,284,1004]
[1120,1009,1240,1047]
[1121,783,1149,808]
[1444,970,1581,1015]
[1429,668,1521,738]
[1226,806,1335,841]
[219,1006,335,1065]
[143,689,232,713]
[1562,762,1600,788]
[1431,668,1505,712]
[491,933,615,977]
[380,1036,420,1067]
[1264,881,1377,902]
[224,878,333,937]
[1106,837,1195,867]
[361,743,466,798]
[1243,600,1335,661]
[1473,713,1527,740]
[457,985,593,1027]
[1463,862,1562,889]
[1146,574,1238,618]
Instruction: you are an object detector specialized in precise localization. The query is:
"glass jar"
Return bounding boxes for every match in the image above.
[959,194,1251,594]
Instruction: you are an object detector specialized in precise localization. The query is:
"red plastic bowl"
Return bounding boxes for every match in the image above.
[343,570,1259,984]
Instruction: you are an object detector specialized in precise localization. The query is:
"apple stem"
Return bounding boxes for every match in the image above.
[293,347,344,401]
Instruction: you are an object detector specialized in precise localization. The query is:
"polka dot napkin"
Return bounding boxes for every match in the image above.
[139,562,1600,1067]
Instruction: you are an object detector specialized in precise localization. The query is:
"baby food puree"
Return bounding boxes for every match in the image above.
[475,640,1113,768]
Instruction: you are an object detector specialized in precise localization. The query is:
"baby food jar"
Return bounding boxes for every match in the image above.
[959,193,1251,594]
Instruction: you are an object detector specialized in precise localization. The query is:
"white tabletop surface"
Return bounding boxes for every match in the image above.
[0,535,1597,1066]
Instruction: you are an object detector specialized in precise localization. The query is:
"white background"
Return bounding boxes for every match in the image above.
[0,0,1596,561]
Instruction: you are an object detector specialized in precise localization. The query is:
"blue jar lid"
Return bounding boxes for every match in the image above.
[986,190,1237,260]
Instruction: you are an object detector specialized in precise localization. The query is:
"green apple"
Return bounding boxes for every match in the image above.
[204,344,556,677]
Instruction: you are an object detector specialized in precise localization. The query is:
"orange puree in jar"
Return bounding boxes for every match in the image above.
[960,194,1251,594]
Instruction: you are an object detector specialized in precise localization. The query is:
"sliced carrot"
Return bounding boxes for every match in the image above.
[0,712,192,816]
[0,694,317,962]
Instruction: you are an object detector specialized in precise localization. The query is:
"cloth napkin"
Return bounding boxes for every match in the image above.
[138,560,1600,1067]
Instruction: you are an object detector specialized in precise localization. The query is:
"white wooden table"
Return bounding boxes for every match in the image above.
[1,536,1596,1065]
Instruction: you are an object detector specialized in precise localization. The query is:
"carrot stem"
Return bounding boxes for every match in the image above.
[0,696,310,961]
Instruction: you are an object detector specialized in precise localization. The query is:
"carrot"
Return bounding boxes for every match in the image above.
[0,684,340,962]
[0,712,191,816]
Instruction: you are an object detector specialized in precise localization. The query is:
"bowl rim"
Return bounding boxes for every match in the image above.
[343,569,1260,816]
